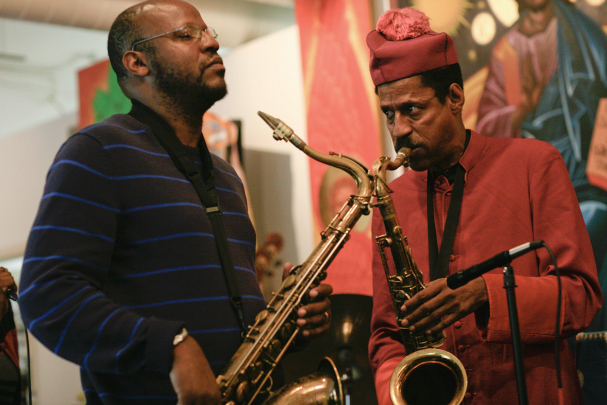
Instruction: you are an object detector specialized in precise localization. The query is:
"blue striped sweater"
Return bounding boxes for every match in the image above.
[19,112,266,404]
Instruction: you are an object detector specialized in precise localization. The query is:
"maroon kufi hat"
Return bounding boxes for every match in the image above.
[367,8,459,87]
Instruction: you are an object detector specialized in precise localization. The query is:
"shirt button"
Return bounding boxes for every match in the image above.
[454,321,462,328]
[458,345,466,352]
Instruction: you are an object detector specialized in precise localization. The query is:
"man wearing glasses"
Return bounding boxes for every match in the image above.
[18,1,333,404]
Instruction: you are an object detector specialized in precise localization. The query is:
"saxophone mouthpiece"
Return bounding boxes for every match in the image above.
[257,111,279,130]
[396,148,411,168]
[257,111,298,143]
[384,148,411,171]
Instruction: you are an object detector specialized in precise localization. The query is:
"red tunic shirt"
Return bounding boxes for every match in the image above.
[369,131,602,404]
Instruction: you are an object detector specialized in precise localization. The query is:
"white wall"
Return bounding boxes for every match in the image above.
[0,115,87,404]
[211,25,314,265]
[0,114,77,259]
[0,18,109,140]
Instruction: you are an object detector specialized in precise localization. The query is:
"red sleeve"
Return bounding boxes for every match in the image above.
[481,146,602,343]
[0,305,19,370]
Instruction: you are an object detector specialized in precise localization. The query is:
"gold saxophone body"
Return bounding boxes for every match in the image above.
[373,150,467,405]
[216,112,374,405]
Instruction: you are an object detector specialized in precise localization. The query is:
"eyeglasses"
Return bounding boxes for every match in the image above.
[131,23,218,51]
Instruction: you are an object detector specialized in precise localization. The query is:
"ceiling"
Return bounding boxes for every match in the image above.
[0,0,296,139]
[0,0,296,49]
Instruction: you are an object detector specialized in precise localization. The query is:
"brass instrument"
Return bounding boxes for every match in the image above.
[217,111,375,405]
[373,149,467,405]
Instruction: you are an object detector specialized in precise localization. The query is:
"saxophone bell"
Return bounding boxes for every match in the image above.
[390,350,467,405]
[263,357,343,405]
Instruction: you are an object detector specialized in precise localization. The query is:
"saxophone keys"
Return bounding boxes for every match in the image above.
[266,338,283,358]
[281,274,297,290]
[235,380,252,404]
[255,309,269,324]
[280,321,296,341]
[247,361,264,378]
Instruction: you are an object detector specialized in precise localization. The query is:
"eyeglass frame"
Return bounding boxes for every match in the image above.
[131,24,218,51]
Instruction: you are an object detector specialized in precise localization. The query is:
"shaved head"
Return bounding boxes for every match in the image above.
[107,0,197,87]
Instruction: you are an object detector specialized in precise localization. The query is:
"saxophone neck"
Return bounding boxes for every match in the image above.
[372,148,410,198]
[258,111,373,198]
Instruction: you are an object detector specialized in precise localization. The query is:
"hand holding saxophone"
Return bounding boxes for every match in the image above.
[0,267,17,318]
[400,277,489,336]
[283,262,333,339]
[296,284,333,338]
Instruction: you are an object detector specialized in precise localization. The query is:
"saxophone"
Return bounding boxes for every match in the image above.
[373,150,467,405]
[216,112,374,405]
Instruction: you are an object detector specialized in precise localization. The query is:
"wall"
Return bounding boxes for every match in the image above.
[210,24,314,266]
[0,114,77,259]
[0,112,86,404]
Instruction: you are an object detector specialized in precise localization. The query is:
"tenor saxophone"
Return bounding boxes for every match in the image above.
[216,112,374,405]
[373,150,467,405]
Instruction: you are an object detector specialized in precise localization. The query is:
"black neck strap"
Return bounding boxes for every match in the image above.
[427,131,470,281]
[427,164,465,280]
[128,100,247,334]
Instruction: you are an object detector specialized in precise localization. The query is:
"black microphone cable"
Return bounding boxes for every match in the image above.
[8,291,33,405]
[24,327,32,405]
[541,241,562,389]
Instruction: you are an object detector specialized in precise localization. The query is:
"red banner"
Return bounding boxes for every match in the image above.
[296,0,381,295]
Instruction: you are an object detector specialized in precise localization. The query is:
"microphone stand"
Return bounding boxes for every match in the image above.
[503,264,528,405]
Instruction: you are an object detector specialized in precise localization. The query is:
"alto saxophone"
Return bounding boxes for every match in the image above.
[373,150,467,405]
[216,112,374,405]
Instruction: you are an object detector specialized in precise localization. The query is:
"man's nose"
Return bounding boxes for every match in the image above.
[200,33,220,53]
[391,114,412,139]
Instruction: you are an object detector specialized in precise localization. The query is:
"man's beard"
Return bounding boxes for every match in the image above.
[150,55,227,113]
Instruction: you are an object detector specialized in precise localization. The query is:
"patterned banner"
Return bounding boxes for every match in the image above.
[78,59,130,129]
[296,0,381,295]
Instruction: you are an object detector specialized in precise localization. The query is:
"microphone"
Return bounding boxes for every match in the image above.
[447,241,544,290]
[5,289,18,302]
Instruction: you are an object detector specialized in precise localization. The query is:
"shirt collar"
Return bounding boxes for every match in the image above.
[128,99,213,179]
[431,130,471,184]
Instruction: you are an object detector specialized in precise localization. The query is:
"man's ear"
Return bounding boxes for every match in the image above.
[447,83,465,115]
[122,50,150,77]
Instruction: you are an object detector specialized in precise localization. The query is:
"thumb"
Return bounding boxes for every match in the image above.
[282,262,293,280]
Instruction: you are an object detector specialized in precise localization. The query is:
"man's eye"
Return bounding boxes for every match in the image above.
[384,110,395,121]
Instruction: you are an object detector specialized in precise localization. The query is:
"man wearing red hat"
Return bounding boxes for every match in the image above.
[367,8,602,404]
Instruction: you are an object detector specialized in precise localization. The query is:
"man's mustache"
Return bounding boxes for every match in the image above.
[395,138,420,151]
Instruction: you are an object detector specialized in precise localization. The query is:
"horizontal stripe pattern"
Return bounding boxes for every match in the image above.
[20,114,265,405]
